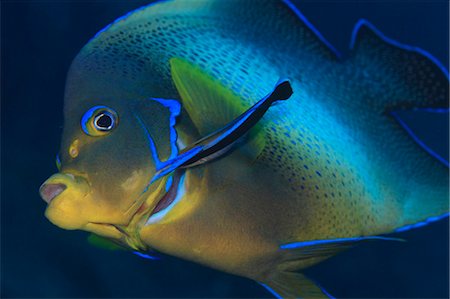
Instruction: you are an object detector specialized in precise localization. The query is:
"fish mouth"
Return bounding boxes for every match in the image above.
[39,173,82,204]
[146,170,185,224]
[40,183,67,204]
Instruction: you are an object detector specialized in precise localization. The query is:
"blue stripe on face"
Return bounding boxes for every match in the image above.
[135,114,162,168]
[134,98,181,191]
[135,114,163,194]
[150,98,181,160]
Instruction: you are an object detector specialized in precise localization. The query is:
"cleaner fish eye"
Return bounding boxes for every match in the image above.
[39,0,449,298]
[81,105,118,136]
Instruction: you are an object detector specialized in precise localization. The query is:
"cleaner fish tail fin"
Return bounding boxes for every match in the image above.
[347,20,449,231]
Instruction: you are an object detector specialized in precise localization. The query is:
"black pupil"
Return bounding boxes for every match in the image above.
[96,113,112,129]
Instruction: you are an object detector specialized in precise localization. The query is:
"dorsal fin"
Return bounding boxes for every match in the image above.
[349,19,448,110]
[350,19,386,51]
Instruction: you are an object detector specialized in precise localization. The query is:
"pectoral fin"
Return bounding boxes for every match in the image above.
[170,57,248,135]
[260,271,333,299]
[88,234,125,251]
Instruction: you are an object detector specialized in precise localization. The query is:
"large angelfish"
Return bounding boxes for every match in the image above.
[39,0,449,297]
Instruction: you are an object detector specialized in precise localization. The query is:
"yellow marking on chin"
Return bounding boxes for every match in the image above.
[69,139,79,158]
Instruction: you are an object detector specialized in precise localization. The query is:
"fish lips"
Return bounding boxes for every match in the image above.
[39,173,77,204]
[40,172,91,230]
[39,173,85,203]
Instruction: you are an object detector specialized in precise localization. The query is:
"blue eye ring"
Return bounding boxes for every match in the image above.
[81,106,119,136]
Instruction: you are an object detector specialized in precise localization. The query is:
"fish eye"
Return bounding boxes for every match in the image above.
[81,106,119,137]
[94,111,114,131]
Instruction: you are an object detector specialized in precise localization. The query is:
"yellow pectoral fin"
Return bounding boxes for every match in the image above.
[169,57,266,161]
[170,57,247,135]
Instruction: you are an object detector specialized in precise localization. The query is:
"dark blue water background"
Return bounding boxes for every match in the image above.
[1,0,449,298]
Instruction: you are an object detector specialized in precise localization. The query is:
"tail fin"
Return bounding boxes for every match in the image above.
[347,20,449,230]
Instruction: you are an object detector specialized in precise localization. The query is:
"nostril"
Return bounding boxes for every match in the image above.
[39,183,67,204]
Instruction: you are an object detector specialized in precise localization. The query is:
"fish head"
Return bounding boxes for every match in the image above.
[39,58,181,244]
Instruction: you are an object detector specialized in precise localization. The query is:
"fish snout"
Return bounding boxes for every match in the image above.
[39,183,67,204]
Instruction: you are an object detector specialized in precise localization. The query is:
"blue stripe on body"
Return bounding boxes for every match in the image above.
[280,236,402,250]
